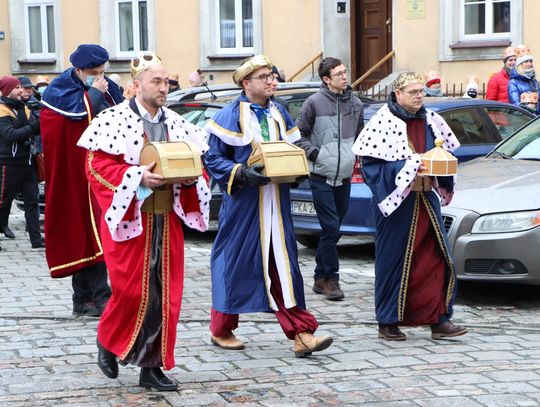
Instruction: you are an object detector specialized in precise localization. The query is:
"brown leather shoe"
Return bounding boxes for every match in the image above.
[431,321,468,339]
[293,332,333,358]
[312,278,327,295]
[313,277,345,301]
[211,334,245,350]
[326,278,345,301]
[378,324,407,341]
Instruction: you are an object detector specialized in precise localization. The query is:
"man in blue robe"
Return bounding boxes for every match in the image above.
[204,55,333,357]
[352,72,468,341]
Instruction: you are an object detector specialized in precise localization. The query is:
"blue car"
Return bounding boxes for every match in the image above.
[290,98,535,248]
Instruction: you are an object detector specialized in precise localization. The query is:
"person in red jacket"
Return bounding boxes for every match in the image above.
[486,46,516,102]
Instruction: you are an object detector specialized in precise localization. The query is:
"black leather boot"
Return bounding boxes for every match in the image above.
[97,338,118,378]
[139,367,178,391]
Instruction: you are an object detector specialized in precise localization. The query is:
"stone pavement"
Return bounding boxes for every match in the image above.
[1,208,540,406]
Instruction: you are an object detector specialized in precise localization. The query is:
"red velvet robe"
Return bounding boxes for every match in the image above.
[87,149,200,370]
[40,106,104,278]
[402,119,446,326]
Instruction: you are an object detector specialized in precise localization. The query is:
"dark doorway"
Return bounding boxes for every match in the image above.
[351,0,393,89]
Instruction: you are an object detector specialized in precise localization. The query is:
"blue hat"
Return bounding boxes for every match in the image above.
[18,76,33,88]
[69,44,109,69]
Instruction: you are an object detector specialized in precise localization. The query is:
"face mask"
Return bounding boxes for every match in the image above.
[85,75,96,87]
[37,86,47,95]
[523,67,535,77]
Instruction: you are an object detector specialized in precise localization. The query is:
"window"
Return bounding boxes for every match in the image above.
[24,0,56,58]
[116,0,149,55]
[439,0,522,62]
[483,107,534,140]
[199,0,260,69]
[441,109,496,145]
[217,0,254,53]
[462,0,511,40]
[99,0,155,60]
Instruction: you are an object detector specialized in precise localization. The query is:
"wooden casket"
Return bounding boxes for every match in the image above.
[139,141,202,184]
[247,141,309,184]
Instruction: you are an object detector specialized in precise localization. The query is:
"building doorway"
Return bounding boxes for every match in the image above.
[350,0,393,89]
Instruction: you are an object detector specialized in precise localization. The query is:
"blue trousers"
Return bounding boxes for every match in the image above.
[310,178,351,281]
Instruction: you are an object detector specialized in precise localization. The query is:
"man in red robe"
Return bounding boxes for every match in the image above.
[40,44,123,316]
[77,53,210,391]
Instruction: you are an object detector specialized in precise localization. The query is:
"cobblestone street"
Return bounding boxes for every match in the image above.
[1,209,540,406]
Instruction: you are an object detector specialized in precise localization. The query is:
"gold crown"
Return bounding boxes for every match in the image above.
[393,72,424,90]
[232,55,273,86]
[130,53,162,78]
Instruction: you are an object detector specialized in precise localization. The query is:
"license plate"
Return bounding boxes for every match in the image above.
[291,201,317,216]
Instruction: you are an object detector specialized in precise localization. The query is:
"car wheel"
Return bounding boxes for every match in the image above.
[296,234,320,249]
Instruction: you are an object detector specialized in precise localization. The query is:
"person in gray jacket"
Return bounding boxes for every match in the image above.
[295,57,364,300]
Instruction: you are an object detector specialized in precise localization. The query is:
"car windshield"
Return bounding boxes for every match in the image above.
[492,118,540,160]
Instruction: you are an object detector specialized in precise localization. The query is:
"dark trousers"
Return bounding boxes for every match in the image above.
[310,178,351,281]
[72,261,111,307]
[0,164,41,244]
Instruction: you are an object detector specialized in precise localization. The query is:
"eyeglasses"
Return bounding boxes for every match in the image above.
[401,89,426,96]
[330,70,347,78]
[248,73,275,83]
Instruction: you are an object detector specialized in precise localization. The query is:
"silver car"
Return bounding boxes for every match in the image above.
[443,117,540,285]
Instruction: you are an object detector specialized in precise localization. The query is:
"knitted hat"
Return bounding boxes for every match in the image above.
[69,44,110,68]
[503,46,516,63]
[0,76,21,96]
[516,55,533,67]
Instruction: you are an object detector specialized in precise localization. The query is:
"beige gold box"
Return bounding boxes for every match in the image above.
[247,141,309,184]
[140,141,202,184]
[420,139,457,176]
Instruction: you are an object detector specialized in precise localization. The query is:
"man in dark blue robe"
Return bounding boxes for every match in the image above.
[353,72,468,341]
[204,55,333,357]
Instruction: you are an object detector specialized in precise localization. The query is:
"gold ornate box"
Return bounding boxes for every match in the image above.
[420,138,457,176]
[247,141,309,183]
[139,141,202,184]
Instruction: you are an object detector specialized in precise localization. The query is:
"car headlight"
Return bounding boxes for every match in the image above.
[471,210,540,234]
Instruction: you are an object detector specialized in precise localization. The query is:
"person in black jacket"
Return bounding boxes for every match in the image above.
[0,76,44,249]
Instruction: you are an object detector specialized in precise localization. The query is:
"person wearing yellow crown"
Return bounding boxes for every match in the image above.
[40,44,123,317]
[352,72,468,342]
[203,55,333,357]
[77,53,210,390]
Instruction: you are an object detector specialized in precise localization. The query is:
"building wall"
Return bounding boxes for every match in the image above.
[393,0,540,91]
[262,0,320,82]
[155,0,201,89]
[0,0,10,76]
[60,0,100,67]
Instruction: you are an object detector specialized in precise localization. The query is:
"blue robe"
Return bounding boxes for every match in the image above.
[354,102,460,325]
[204,93,306,314]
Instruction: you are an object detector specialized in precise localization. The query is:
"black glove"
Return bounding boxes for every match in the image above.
[241,163,271,186]
[28,116,40,134]
[309,149,319,161]
[290,175,309,189]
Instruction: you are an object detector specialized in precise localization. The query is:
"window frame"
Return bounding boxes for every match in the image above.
[114,0,149,57]
[199,0,261,70]
[215,0,255,55]
[460,0,512,41]
[23,0,56,59]
[439,0,522,62]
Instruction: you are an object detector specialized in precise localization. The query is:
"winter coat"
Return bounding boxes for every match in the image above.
[508,69,540,114]
[295,84,364,186]
[486,68,510,103]
[0,96,40,165]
